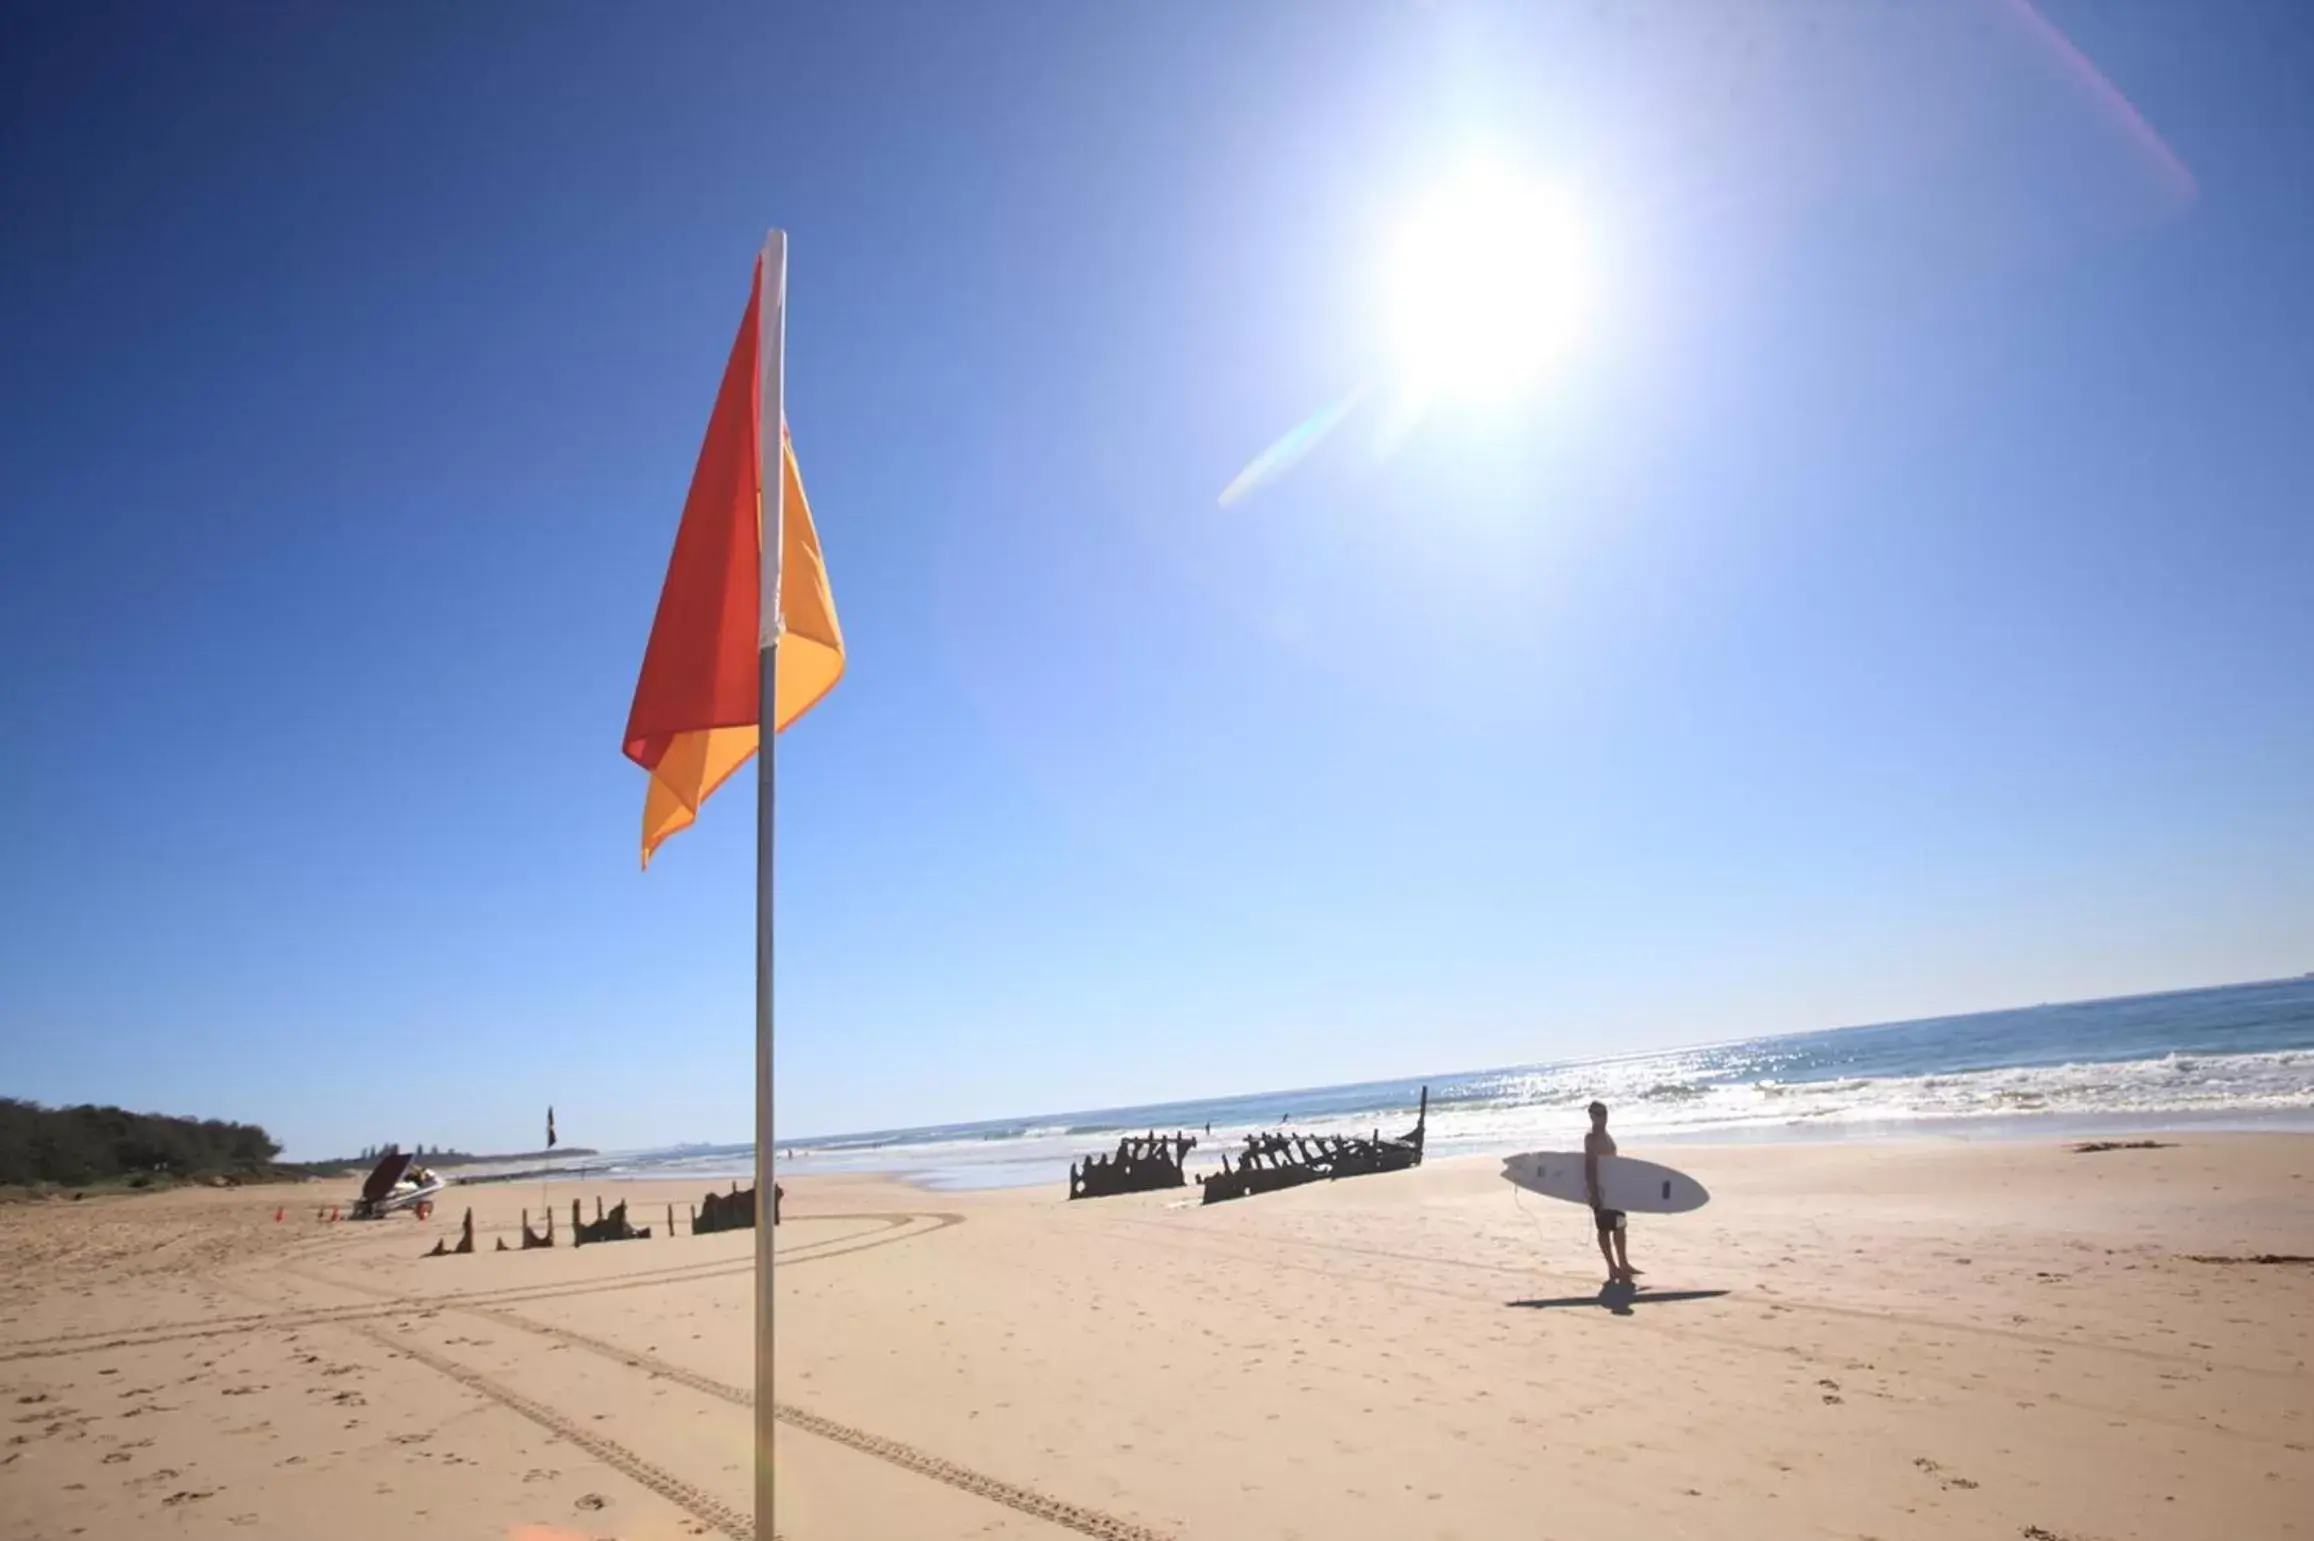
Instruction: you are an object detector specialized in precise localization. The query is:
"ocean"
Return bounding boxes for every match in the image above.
[581,975,2314,1191]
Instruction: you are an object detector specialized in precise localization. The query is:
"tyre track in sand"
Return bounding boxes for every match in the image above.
[196,1274,766,1539]
[0,1254,746,1356]
[268,1238,1176,1540]
[461,1305,1175,1541]
[0,1212,960,1363]
[345,1320,762,1540]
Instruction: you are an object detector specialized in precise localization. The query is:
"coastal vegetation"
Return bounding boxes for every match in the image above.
[0,1100,599,1195]
[0,1096,283,1190]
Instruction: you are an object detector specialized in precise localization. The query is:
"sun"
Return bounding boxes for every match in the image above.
[1381,165,1591,404]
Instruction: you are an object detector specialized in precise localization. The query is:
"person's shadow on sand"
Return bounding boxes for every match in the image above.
[1508,1283,1730,1317]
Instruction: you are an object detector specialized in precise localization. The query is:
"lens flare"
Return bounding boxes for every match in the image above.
[2001,0,2196,204]
[1217,389,1367,507]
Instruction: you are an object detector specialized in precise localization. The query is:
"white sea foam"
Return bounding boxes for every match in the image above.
[1419,1047,2314,1155]
[616,1047,2314,1188]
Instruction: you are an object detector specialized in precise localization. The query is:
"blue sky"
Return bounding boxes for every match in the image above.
[2,4,2309,1159]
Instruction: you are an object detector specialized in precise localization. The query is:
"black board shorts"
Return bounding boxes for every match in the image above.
[1594,1207,1627,1235]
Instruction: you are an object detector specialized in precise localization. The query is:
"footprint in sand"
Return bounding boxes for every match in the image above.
[575,1492,608,1511]
[1913,1456,1979,1491]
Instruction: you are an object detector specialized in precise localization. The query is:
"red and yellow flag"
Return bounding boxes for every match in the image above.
[622,257,844,866]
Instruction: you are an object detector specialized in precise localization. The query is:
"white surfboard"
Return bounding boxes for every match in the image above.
[1501,1151,1710,1214]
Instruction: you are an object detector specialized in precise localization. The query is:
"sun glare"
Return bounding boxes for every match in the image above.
[1382,166,1591,404]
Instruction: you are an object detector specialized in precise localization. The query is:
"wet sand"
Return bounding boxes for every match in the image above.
[2,1136,2308,1539]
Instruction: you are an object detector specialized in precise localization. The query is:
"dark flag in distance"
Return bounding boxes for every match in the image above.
[547,1106,557,1149]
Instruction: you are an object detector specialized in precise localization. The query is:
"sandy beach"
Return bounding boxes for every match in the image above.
[2,1136,2308,1540]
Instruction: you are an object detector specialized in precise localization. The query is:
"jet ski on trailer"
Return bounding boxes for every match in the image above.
[348,1148,449,1219]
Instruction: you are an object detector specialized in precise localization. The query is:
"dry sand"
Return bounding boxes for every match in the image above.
[2,1136,2308,1540]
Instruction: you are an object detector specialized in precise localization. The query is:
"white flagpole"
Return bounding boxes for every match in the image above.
[754,228,787,1540]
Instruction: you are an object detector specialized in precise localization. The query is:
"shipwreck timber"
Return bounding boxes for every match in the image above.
[695,1183,757,1234]
[1068,1132,1196,1199]
[1198,1087,1427,1205]
[571,1195,649,1245]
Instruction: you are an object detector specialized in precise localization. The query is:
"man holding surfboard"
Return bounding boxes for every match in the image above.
[1584,1101,1641,1285]
[1500,1120,1706,1272]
